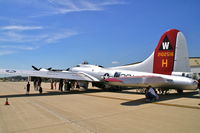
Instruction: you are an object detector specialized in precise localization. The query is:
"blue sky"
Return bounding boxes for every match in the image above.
[0,0,200,70]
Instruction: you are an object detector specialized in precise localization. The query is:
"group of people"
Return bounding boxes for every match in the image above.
[25,81,43,95]
[25,77,43,95]
[33,78,42,91]
[25,78,84,95]
[50,80,80,92]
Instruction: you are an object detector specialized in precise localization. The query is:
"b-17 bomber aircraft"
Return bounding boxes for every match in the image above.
[0,29,198,93]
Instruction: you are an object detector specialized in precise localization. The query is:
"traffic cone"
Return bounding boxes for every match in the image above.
[5,97,10,105]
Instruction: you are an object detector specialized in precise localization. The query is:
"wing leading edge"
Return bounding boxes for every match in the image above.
[0,69,99,82]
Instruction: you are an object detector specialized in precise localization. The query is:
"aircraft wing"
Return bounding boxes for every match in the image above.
[104,76,170,88]
[0,69,99,82]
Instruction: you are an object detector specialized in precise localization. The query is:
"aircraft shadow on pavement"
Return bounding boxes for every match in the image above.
[0,88,198,107]
[120,91,199,106]
[0,88,104,99]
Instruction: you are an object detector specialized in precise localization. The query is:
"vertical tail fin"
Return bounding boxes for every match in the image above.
[153,29,190,75]
[111,29,190,75]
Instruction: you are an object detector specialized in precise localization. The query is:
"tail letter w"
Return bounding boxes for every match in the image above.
[159,36,173,50]
[162,42,170,50]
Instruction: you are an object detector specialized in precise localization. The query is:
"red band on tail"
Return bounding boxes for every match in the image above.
[153,29,179,75]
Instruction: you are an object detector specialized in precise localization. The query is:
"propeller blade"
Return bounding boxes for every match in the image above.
[32,66,40,71]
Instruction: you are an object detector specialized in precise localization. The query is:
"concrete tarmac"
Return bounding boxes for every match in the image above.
[0,82,200,133]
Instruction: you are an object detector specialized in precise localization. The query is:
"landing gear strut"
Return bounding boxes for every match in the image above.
[176,89,183,94]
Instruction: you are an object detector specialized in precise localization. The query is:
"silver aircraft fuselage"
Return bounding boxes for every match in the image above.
[69,64,198,90]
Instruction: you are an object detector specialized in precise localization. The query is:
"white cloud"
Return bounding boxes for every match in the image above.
[99,0,126,6]
[112,61,120,64]
[0,50,15,56]
[0,31,46,43]
[31,0,125,16]
[1,25,43,31]
[0,45,37,50]
[0,29,78,43]
[0,28,79,56]
[0,0,126,56]
[45,31,78,43]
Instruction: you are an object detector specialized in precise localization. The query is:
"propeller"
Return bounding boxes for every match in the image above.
[47,67,52,71]
[32,66,40,71]
[32,65,69,72]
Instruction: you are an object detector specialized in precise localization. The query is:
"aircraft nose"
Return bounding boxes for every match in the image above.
[190,80,198,90]
[193,80,198,88]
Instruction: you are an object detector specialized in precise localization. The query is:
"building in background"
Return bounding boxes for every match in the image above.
[189,57,200,79]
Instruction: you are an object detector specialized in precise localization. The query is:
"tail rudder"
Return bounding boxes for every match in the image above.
[173,31,190,73]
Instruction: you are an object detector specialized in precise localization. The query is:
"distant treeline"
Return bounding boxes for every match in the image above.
[0,76,28,82]
[0,76,53,82]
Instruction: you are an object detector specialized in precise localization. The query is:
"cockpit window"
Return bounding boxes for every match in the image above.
[82,61,89,64]
[76,65,80,67]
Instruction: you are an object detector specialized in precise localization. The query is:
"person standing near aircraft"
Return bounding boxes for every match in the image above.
[64,80,68,91]
[26,82,30,95]
[198,73,200,97]
[59,79,63,91]
[67,81,71,91]
[50,79,53,89]
[39,86,43,94]
[33,79,37,91]
[38,78,42,89]
[54,81,57,89]
[198,74,200,106]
